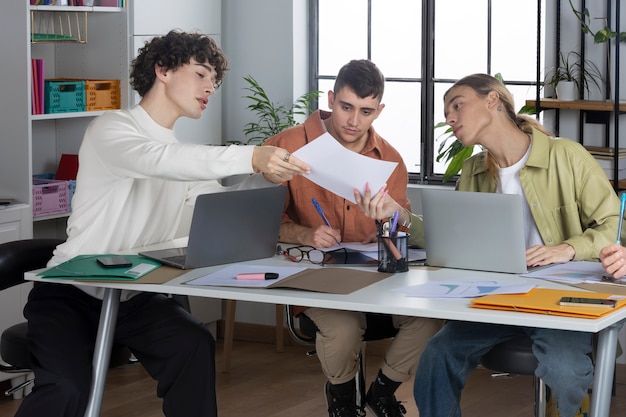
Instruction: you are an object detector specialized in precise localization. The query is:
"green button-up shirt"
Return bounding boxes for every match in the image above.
[409,128,620,261]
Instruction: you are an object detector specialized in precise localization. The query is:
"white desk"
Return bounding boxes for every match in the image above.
[26,257,626,417]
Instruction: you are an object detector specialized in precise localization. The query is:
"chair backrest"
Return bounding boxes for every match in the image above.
[0,239,64,292]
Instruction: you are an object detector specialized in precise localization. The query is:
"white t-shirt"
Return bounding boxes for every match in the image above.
[51,105,273,300]
[497,139,543,248]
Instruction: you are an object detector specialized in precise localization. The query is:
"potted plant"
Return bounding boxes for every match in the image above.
[566,0,626,99]
[241,75,322,145]
[544,51,603,101]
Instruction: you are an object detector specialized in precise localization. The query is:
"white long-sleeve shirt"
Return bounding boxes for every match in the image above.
[50,105,273,300]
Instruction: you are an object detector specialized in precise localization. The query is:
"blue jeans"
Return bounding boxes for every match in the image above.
[413,321,593,417]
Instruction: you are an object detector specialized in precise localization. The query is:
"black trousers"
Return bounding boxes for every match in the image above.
[15,283,217,417]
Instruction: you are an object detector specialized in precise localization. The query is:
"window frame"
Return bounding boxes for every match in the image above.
[309,0,544,184]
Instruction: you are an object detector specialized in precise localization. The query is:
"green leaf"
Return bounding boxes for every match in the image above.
[442,146,474,182]
[518,105,537,115]
[242,75,321,144]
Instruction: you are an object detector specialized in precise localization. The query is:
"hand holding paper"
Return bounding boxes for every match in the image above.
[292,133,398,203]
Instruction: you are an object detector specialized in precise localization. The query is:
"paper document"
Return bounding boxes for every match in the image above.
[184,264,307,288]
[521,261,607,283]
[395,276,536,298]
[292,133,398,203]
[185,264,391,294]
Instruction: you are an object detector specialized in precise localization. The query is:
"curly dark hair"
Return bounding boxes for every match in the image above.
[130,30,229,97]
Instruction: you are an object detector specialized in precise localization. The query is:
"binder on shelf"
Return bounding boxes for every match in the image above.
[31,59,45,115]
[55,154,79,180]
[37,60,44,114]
[31,60,38,115]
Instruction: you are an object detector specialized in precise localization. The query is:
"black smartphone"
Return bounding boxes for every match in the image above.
[96,256,132,268]
[559,296,617,308]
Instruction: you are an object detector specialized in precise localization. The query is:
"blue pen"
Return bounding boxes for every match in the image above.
[617,193,626,244]
[312,198,332,228]
[390,210,399,235]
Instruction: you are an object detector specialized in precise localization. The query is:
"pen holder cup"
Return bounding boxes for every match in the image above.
[377,233,409,273]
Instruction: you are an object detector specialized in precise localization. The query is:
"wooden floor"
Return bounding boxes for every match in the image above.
[1,338,626,416]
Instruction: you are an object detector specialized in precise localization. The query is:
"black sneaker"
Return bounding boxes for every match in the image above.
[365,386,407,417]
[324,381,363,417]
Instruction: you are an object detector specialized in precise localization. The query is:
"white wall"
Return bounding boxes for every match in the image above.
[131,0,222,145]
[221,0,307,325]
[221,0,309,144]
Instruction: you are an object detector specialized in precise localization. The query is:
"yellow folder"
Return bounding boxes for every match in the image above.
[470,288,626,319]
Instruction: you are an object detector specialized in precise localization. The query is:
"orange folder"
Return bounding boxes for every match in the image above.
[470,288,626,319]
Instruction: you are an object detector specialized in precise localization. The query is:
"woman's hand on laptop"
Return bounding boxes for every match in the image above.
[526,243,575,267]
[253,146,310,183]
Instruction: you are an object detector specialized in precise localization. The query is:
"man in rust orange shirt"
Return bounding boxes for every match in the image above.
[264,59,442,417]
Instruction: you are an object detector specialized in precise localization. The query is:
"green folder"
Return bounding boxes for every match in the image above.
[38,254,161,281]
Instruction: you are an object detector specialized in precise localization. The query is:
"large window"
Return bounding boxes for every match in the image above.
[313,0,545,182]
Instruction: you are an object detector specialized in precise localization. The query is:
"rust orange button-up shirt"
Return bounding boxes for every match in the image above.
[264,110,411,243]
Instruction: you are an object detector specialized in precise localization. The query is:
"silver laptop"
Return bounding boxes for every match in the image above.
[140,187,287,269]
[420,188,529,274]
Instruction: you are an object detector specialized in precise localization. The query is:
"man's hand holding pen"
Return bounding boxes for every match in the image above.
[600,244,626,280]
[311,198,341,246]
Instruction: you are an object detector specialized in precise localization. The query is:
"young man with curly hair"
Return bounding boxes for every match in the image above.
[15,30,308,417]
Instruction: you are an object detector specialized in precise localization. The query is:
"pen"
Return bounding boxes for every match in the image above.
[390,210,399,235]
[236,272,279,280]
[617,193,626,244]
[312,198,332,228]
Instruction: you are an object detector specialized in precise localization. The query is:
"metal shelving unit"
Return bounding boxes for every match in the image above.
[530,0,623,190]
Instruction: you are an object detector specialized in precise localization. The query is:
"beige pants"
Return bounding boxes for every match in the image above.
[304,307,443,385]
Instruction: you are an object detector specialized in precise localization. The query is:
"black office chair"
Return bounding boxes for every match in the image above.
[0,239,132,398]
[481,334,614,417]
[480,335,546,417]
[286,305,399,409]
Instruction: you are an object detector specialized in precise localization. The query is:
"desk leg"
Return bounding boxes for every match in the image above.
[222,299,236,373]
[590,320,624,417]
[83,288,121,417]
[275,304,284,353]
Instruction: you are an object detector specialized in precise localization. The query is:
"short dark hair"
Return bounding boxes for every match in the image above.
[130,30,229,97]
[333,59,385,101]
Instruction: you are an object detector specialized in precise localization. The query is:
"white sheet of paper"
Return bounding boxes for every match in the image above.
[184,264,307,288]
[292,132,398,203]
[395,276,536,298]
[521,261,606,283]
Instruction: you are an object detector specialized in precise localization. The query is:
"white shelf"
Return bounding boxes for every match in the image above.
[32,111,105,121]
[29,5,123,13]
[33,212,70,222]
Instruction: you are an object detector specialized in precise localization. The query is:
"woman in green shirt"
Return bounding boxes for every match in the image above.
[354,73,621,417]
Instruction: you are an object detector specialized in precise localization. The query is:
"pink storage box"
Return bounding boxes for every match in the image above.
[32,178,70,217]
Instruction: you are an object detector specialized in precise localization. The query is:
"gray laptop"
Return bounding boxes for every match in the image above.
[420,188,529,274]
[140,186,287,269]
